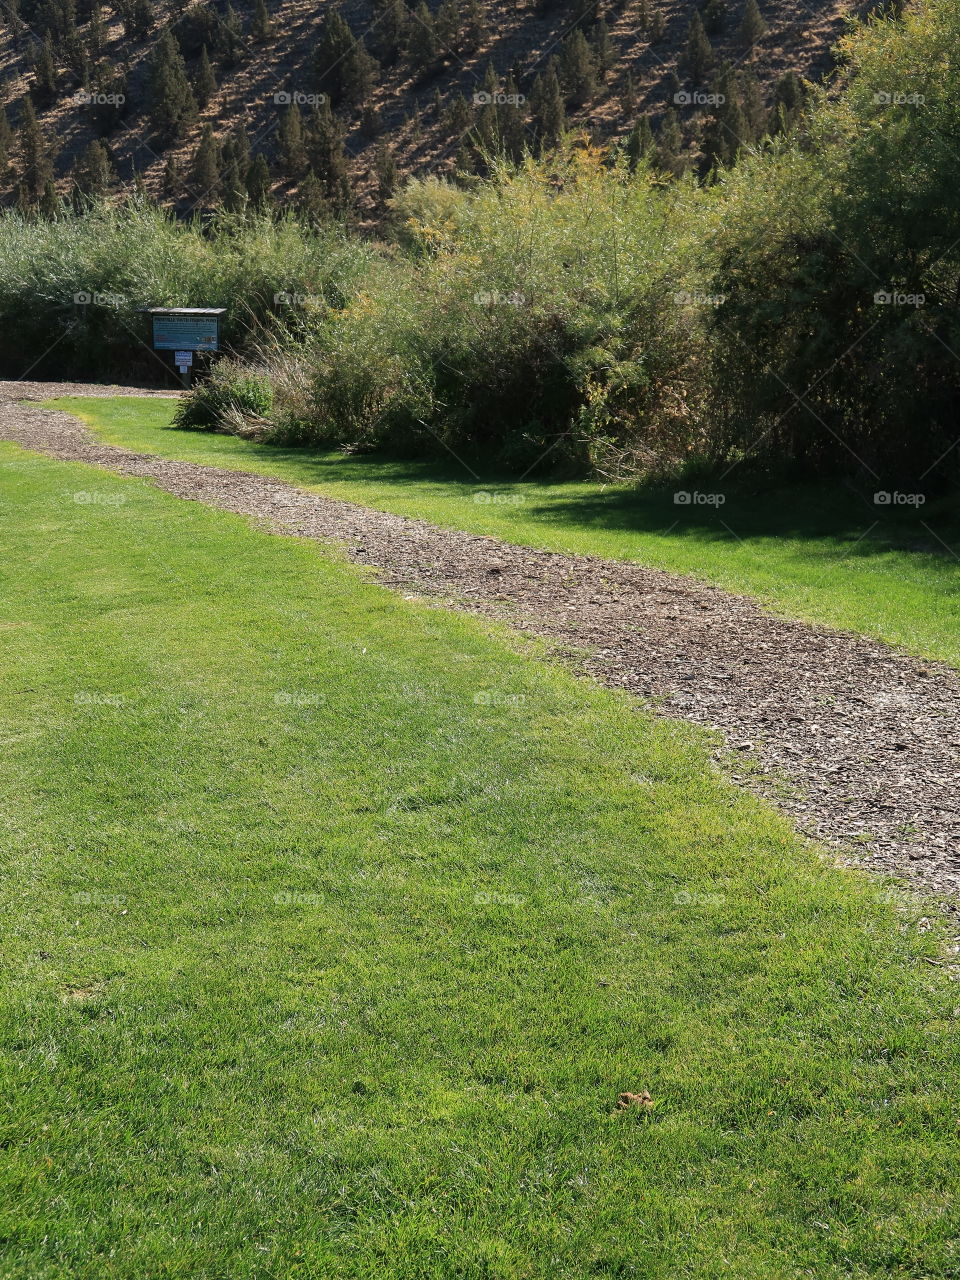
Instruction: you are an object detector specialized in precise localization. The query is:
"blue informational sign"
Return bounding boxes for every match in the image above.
[151,313,222,351]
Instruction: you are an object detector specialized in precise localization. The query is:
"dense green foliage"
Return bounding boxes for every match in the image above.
[2,0,958,482]
[0,202,374,380]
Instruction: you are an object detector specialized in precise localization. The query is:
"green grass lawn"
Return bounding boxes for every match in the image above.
[51,395,960,669]
[1,440,959,1277]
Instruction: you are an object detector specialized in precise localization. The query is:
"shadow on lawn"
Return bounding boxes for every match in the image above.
[160,423,960,567]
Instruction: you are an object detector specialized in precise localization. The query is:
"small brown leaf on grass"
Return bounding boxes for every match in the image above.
[615,1090,654,1113]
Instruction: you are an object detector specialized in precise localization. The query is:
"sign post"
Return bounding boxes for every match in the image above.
[146,307,226,388]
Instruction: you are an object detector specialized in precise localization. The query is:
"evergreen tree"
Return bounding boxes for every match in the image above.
[71,137,111,201]
[217,3,244,66]
[591,16,614,80]
[194,43,217,108]
[18,97,51,202]
[499,73,526,161]
[769,70,803,134]
[252,0,271,41]
[162,152,181,198]
[90,68,127,135]
[648,8,664,41]
[371,0,408,65]
[406,2,438,76]
[117,0,151,40]
[620,69,636,117]
[314,8,376,107]
[703,0,726,35]
[223,124,251,173]
[33,33,57,104]
[245,151,271,207]
[373,138,396,208]
[190,122,221,200]
[147,28,196,143]
[685,12,714,84]
[39,176,60,219]
[638,0,650,32]
[88,0,106,56]
[444,91,471,145]
[297,168,326,222]
[306,99,351,211]
[702,63,746,169]
[654,107,683,175]
[740,68,765,139]
[359,103,379,138]
[462,0,486,50]
[531,58,565,149]
[624,113,654,167]
[559,28,599,106]
[739,0,767,47]
[278,102,305,177]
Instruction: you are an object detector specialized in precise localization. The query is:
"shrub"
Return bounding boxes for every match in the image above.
[270,147,711,475]
[174,358,274,431]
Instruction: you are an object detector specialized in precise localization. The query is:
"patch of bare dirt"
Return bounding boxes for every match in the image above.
[3,393,958,904]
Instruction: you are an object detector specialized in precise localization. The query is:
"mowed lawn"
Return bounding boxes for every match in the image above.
[54,395,960,669]
[1,441,959,1279]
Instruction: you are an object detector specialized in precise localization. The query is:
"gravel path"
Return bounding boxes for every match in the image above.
[3,392,959,900]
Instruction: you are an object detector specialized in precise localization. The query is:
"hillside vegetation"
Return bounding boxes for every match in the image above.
[0,0,853,214]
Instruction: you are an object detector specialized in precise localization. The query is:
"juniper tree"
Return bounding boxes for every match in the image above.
[648,8,664,41]
[306,99,351,211]
[251,0,271,41]
[703,0,726,35]
[769,70,803,134]
[739,0,767,47]
[591,16,614,80]
[39,176,60,218]
[278,101,306,177]
[297,168,326,222]
[71,137,111,201]
[373,138,396,208]
[498,73,526,161]
[406,2,438,76]
[88,0,105,56]
[245,152,271,207]
[33,33,57,104]
[702,64,746,169]
[194,44,217,108]
[624,113,654,167]
[314,8,376,107]
[654,107,683,175]
[559,28,599,106]
[190,123,221,200]
[685,12,714,84]
[371,0,408,64]
[739,68,765,139]
[89,68,127,135]
[620,69,636,117]
[530,58,565,149]
[217,3,244,67]
[17,97,51,202]
[359,103,379,138]
[147,28,196,143]
[162,152,181,197]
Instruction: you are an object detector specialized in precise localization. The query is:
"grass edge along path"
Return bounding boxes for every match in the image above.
[0,442,958,1278]
[51,395,960,671]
